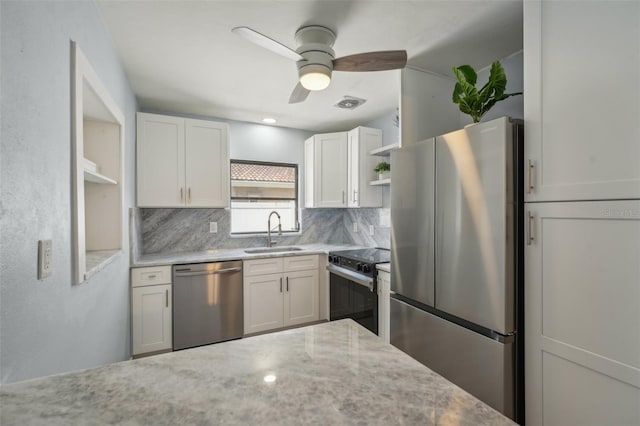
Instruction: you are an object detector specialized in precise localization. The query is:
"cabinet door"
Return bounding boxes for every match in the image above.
[348,127,382,208]
[313,132,348,207]
[524,1,640,201]
[185,119,229,208]
[132,284,172,355]
[244,273,284,334]
[136,113,185,207]
[283,269,319,327]
[525,200,640,426]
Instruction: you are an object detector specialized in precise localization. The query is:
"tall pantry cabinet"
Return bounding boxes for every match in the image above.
[524,2,640,425]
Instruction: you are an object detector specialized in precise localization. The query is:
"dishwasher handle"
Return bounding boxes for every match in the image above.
[174,267,242,278]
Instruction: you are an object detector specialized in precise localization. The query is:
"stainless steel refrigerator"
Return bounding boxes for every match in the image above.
[390,117,524,423]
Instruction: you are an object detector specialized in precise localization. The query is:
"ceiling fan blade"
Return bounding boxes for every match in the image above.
[289,82,310,104]
[333,50,408,72]
[231,26,303,62]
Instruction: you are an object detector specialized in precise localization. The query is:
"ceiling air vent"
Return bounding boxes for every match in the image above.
[334,96,367,110]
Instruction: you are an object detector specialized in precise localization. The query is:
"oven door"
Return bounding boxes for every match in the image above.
[328,264,378,335]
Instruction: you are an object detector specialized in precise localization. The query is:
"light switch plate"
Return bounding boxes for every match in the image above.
[369,225,375,236]
[353,222,358,233]
[38,239,52,279]
[209,222,218,233]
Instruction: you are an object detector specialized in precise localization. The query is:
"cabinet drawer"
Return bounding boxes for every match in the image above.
[283,255,318,272]
[131,265,172,287]
[244,257,284,277]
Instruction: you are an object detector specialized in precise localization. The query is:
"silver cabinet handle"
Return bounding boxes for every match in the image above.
[165,289,169,307]
[286,276,289,292]
[526,210,535,245]
[354,189,358,203]
[342,190,345,204]
[147,274,156,279]
[180,188,184,203]
[527,160,535,194]
[280,277,283,293]
[188,187,192,204]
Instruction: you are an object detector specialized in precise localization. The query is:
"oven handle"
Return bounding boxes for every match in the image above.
[326,264,374,292]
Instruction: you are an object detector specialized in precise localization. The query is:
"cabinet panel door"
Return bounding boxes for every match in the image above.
[524,200,640,426]
[283,255,318,272]
[185,119,229,208]
[314,132,348,207]
[132,284,172,355]
[136,113,185,207]
[284,270,319,327]
[524,1,640,201]
[349,127,382,208]
[244,273,284,334]
[244,257,284,277]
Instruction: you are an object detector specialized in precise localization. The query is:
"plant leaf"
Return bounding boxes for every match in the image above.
[454,65,477,86]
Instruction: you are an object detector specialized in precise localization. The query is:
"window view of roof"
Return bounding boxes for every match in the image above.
[231,163,295,183]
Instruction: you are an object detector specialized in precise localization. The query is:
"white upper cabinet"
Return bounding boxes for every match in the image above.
[347,127,382,208]
[137,114,185,207]
[305,132,348,208]
[184,118,229,207]
[524,0,640,202]
[137,112,229,208]
[305,127,383,208]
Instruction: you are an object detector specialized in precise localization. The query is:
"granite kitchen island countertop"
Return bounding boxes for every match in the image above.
[0,320,515,426]
[132,243,365,267]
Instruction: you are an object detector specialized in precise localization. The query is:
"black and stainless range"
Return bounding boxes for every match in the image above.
[327,248,391,335]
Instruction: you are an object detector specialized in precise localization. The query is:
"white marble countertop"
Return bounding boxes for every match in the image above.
[132,243,365,267]
[0,320,515,426]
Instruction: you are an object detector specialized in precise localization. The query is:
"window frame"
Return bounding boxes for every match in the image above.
[229,159,300,235]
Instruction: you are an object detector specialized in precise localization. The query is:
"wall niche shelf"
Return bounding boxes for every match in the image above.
[369,178,391,186]
[84,169,118,185]
[72,42,125,284]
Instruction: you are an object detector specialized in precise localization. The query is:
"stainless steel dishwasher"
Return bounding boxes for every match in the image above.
[172,261,243,350]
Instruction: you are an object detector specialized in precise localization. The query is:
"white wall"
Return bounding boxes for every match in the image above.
[0,1,138,384]
[459,51,524,126]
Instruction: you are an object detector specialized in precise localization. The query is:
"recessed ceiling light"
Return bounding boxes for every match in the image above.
[263,374,276,383]
[262,118,277,124]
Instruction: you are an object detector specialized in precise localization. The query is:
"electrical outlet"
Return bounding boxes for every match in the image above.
[369,225,375,236]
[353,222,358,233]
[38,239,52,279]
[209,222,218,233]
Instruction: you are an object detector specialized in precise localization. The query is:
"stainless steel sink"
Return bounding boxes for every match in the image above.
[244,246,303,254]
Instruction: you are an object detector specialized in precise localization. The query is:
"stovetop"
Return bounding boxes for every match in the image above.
[329,248,391,265]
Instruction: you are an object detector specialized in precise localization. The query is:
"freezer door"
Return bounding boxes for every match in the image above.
[390,297,515,420]
[390,138,435,307]
[435,117,515,334]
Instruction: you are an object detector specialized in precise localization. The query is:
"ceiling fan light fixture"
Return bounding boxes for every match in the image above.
[299,64,331,91]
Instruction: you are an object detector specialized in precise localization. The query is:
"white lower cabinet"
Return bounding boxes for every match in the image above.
[525,200,640,426]
[244,255,319,335]
[131,266,172,356]
[376,268,390,343]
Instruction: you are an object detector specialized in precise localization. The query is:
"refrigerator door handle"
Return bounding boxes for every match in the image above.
[527,159,535,193]
[526,210,535,245]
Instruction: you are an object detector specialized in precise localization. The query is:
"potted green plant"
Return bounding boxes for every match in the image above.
[374,161,391,180]
[452,61,522,124]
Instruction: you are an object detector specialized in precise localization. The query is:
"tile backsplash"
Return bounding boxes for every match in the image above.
[134,207,390,255]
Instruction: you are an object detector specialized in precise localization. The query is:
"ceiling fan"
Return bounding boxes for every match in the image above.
[231,25,407,104]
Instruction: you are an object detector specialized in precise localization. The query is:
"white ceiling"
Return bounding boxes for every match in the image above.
[97,0,523,132]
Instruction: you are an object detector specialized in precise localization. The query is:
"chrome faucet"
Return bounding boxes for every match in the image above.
[267,211,282,247]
